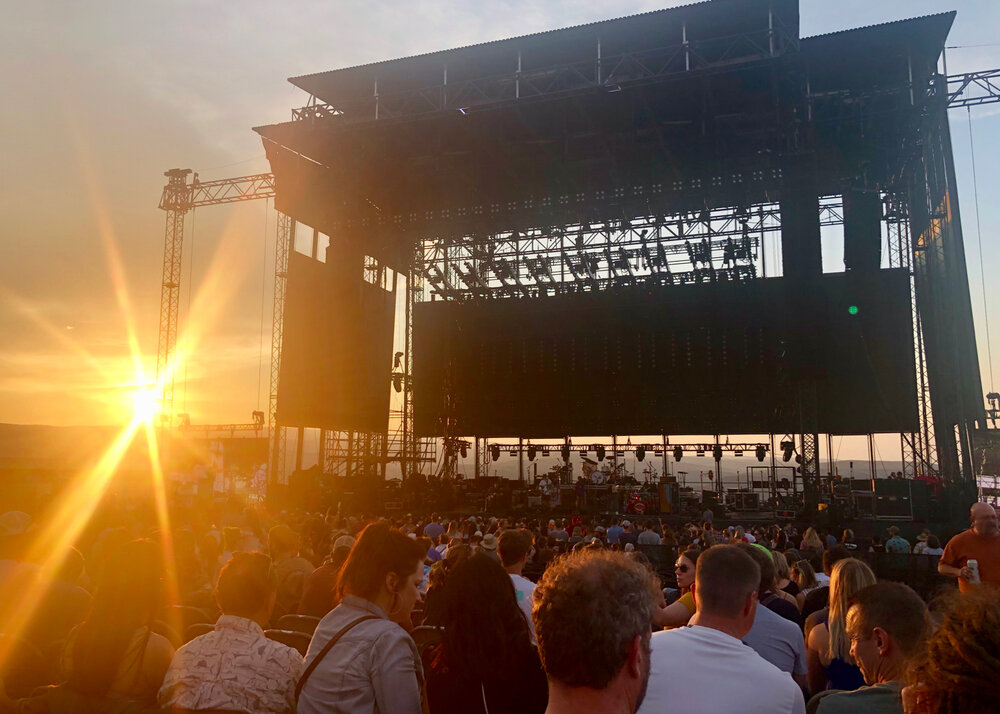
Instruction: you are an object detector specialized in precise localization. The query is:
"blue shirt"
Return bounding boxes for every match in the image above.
[607,525,624,544]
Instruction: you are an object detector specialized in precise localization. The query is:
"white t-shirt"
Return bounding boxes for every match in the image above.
[741,601,808,675]
[815,572,831,586]
[637,625,806,714]
[509,573,537,644]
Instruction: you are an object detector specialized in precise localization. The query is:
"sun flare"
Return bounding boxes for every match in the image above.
[131,386,160,424]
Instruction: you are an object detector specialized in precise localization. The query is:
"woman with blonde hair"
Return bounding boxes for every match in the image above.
[805,558,876,694]
[791,559,820,611]
[771,550,799,600]
[800,526,825,553]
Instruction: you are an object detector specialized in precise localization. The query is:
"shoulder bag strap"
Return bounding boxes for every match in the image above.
[295,614,379,701]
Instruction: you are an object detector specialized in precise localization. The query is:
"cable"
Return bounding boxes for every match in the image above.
[967,106,994,392]
[257,198,269,411]
[946,43,1000,49]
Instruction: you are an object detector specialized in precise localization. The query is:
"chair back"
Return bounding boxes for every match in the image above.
[184,622,216,642]
[276,614,320,636]
[264,628,312,657]
[410,625,444,660]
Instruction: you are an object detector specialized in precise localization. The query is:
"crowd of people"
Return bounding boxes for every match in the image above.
[0,498,998,713]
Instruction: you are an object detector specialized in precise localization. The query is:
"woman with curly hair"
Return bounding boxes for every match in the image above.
[902,589,1000,714]
[425,553,547,714]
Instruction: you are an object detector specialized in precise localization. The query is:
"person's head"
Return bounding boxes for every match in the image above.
[215,551,276,626]
[888,525,900,538]
[439,554,532,678]
[841,528,854,543]
[925,534,940,550]
[534,550,658,711]
[771,550,790,582]
[802,526,822,548]
[692,545,760,637]
[222,526,243,551]
[674,547,701,590]
[970,502,999,537]
[791,559,818,589]
[846,583,928,685]
[904,589,1000,713]
[828,558,877,662]
[822,544,851,576]
[335,521,427,625]
[268,524,299,559]
[498,529,532,570]
[735,543,775,596]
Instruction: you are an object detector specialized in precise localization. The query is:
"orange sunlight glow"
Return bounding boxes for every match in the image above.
[0,101,252,672]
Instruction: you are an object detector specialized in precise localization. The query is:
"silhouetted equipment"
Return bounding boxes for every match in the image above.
[674,446,684,462]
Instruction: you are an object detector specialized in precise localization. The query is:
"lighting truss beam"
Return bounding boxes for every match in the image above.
[947,69,1000,109]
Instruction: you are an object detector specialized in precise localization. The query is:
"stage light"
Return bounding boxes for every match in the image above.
[755,445,767,462]
[712,445,723,461]
[674,446,683,462]
[393,351,404,368]
[780,440,794,462]
[490,444,500,461]
[696,450,705,457]
[252,410,265,428]
[561,445,570,462]
[636,446,645,462]
[597,445,606,461]
[460,443,468,458]
[392,374,403,392]
[848,305,859,316]
[734,450,743,457]
[527,445,537,461]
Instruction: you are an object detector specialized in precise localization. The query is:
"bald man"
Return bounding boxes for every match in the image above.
[938,503,1000,593]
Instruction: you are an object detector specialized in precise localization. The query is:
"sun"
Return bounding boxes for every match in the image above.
[131,387,160,424]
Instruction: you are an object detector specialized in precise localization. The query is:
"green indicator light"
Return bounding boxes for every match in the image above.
[848,305,859,316]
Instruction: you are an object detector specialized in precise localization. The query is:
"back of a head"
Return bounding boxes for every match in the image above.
[849,583,927,658]
[222,526,243,550]
[694,545,760,618]
[534,550,658,690]
[823,545,851,574]
[268,524,299,558]
[440,553,530,677]
[908,589,1000,712]
[336,521,426,602]
[498,529,532,568]
[735,543,775,595]
[216,551,276,619]
[828,558,877,661]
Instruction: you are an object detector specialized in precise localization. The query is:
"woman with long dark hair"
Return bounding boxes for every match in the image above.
[297,522,427,714]
[425,553,547,714]
[59,539,174,705]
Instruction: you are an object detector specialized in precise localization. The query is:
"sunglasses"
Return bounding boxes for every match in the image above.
[674,563,690,573]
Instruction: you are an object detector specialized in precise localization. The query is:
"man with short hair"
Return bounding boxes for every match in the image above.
[736,544,808,690]
[939,502,1000,592]
[637,521,661,546]
[499,529,537,643]
[638,545,805,714]
[606,520,624,545]
[815,582,928,714]
[619,521,638,547]
[159,552,303,713]
[533,550,659,714]
[268,524,316,621]
[884,526,911,554]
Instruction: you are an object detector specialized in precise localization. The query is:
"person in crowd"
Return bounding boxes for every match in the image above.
[773,550,800,599]
[701,507,714,526]
[869,535,886,553]
[568,526,585,546]
[910,530,931,555]
[158,551,303,713]
[606,519,624,545]
[479,532,499,560]
[737,545,808,690]
[801,527,825,553]
[637,521,661,546]
[425,554,547,714]
[735,545,798,623]
[59,539,175,706]
[297,534,355,618]
[297,522,427,714]
[498,529,537,642]
[533,550,659,714]
[938,501,1000,592]
[638,545,805,714]
[813,582,928,714]
[423,516,445,539]
[549,520,569,542]
[658,547,701,627]
[840,529,859,552]
[902,589,999,714]
[920,534,943,556]
[802,545,851,620]
[884,526,911,554]
[806,558,877,694]
[422,542,471,626]
[268,524,316,622]
[792,559,820,611]
[523,534,554,581]
[619,520,639,547]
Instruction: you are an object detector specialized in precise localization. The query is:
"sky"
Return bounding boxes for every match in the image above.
[1,0,999,465]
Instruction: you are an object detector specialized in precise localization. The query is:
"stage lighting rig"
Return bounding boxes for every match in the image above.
[636,446,646,462]
[561,444,571,462]
[597,445,606,461]
[674,446,683,462]
[755,445,767,462]
[712,445,723,461]
[252,410,265,428]
[781,440,795,462]
[527,444,537,461]
[490,444,501,461]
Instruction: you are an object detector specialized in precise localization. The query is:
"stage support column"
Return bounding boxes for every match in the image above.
[518,437,524,484]
[474,437,480,480]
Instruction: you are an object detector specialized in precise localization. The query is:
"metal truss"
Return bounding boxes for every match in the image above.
[294,24,797,123]
[947,69,1000,109]
[322,430,387,478]
[415,199,844,302]
[267,212,292,487]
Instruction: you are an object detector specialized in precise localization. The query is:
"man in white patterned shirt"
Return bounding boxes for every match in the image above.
[158,552,303,713]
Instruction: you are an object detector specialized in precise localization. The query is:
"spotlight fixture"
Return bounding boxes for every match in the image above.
[597,445,606,461]
[734,450,743,457]
[712,445,723,461]
[490,444,500,461]
[392,374,403,392]
[460,443,468,459]
[527,445,537,461]
[393,351,404,369]
[755,445,767,462]
[251,410,265,428]
[636,446,646,462]
[561,445,571,462]
[674,446,684,462]
[780,440,794,462]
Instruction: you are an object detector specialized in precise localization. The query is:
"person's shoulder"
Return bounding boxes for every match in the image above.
[815,684,899,714]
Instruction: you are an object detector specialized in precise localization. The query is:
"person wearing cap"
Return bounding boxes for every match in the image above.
[619,521,638,548]
[479,532,500,561]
